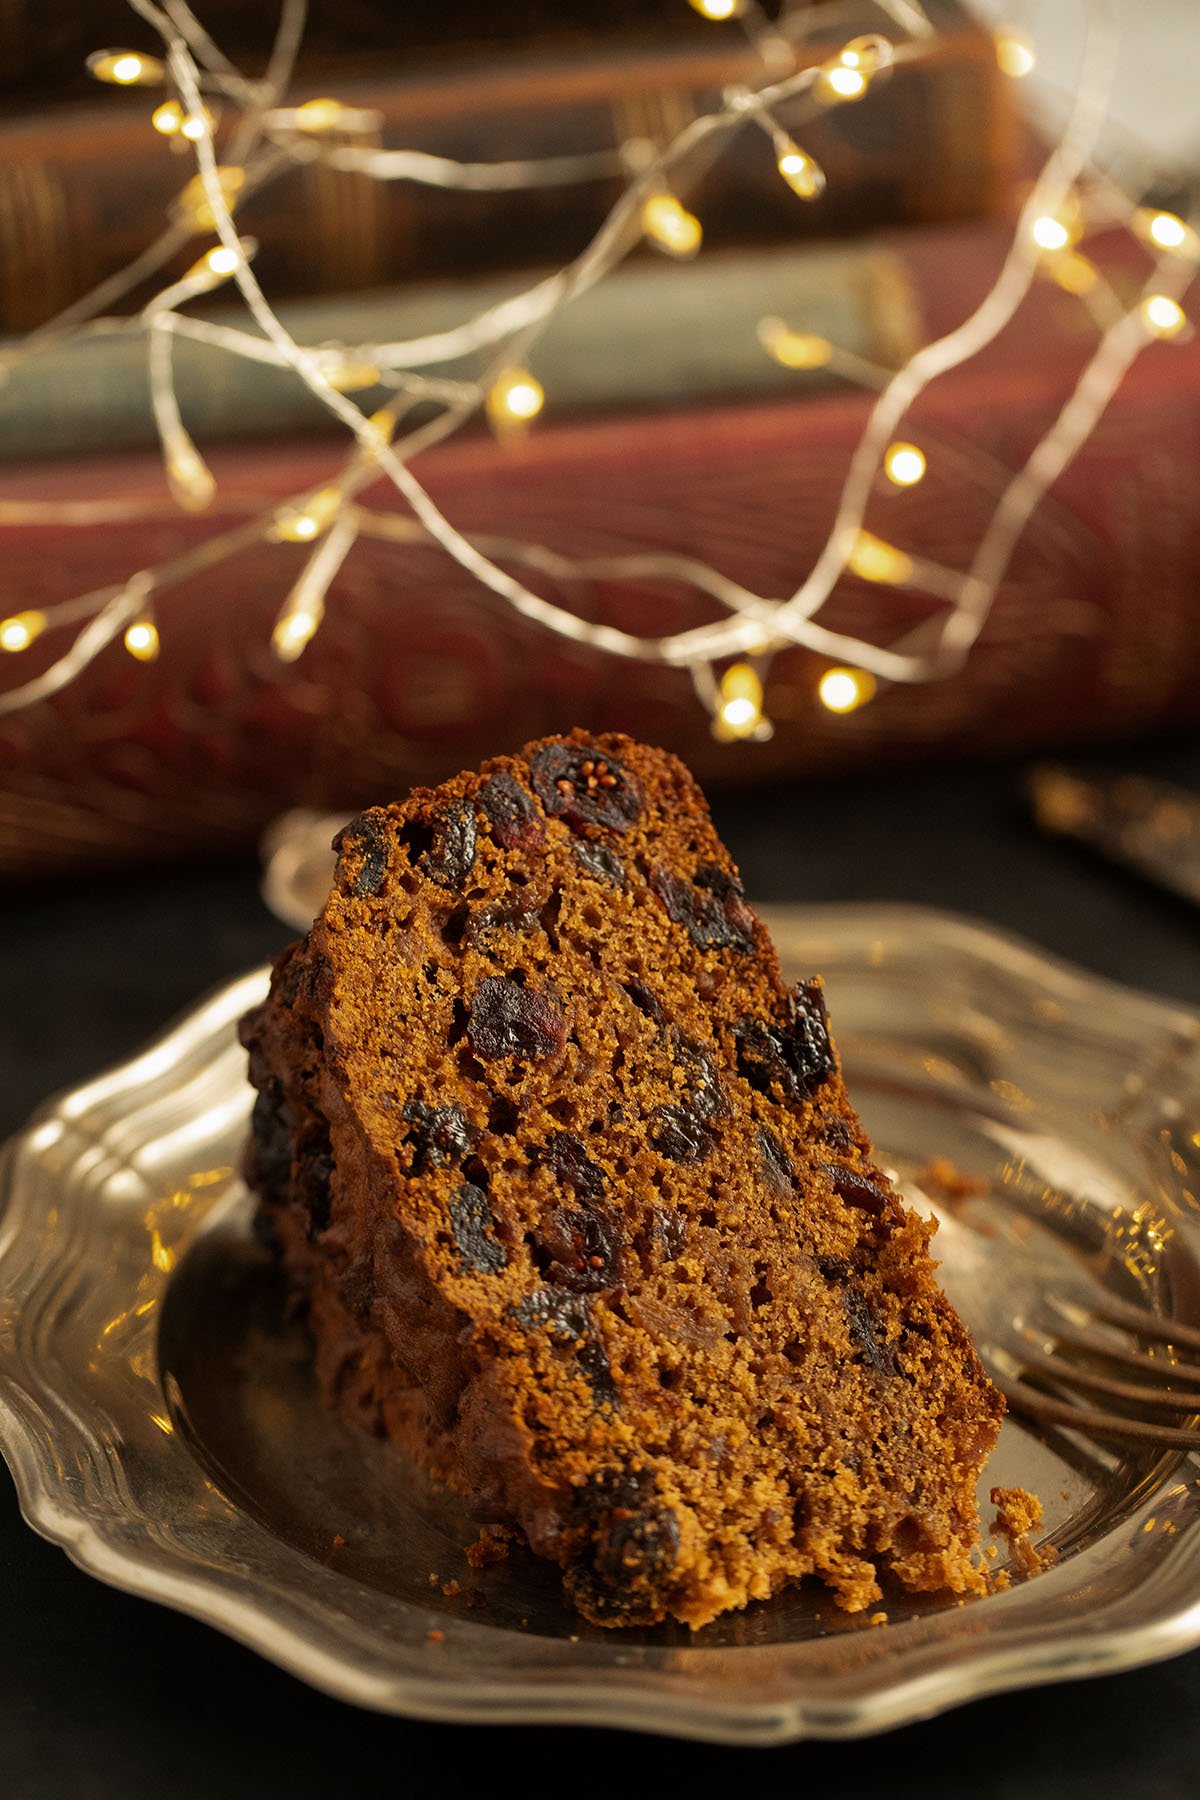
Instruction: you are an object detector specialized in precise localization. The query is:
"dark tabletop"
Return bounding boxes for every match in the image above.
[2,739,1199,1800]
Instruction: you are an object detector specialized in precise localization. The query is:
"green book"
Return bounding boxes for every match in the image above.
[0,241,918,462]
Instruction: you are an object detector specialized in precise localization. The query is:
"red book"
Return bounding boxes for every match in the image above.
[0,227,1196,875]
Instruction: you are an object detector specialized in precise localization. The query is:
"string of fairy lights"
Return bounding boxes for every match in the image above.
[0,0,1195,743]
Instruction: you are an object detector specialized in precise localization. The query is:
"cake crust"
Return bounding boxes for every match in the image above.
[241,731,1004,1627]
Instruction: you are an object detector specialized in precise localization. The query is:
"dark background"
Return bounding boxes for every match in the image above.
[2,739,1198,1798]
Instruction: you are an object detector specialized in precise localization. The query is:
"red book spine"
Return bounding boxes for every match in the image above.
[0,243,1196,873]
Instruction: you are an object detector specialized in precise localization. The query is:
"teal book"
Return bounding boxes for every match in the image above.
[0,241,918,461]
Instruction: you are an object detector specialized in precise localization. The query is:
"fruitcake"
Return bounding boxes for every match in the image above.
[240,730,1004,1628]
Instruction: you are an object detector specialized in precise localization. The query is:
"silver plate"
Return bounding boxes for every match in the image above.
[2,904,1200,1744]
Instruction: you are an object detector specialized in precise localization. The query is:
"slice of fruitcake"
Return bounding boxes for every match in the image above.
[240,730,1003,1628]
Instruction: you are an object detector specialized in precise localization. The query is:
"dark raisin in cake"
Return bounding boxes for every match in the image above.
[240,730,1004,1628]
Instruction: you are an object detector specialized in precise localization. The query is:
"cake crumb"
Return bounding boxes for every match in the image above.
[441,1578,462,1598]
[465,1524,513,1569]
[919,1156,989,1205]
[331,1533,345,1548]
[869,1611,888,1627]
[990,1485,1054,1575]
[426,1627,445,1644]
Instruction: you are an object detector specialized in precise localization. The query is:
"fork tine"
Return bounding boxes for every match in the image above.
[994,1371,1200,1450]
[1016,1348,1200,1415]
[1052,1292,1200,1355]
[1046,1326,1198,1380]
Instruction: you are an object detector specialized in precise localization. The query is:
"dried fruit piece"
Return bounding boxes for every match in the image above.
[510,1285,590,1342]
[572,841,626,886]
[534,1202,623,1292]
[468,977,568,1062]
[577,1337,618,1410]
[843,1286,900,1377]
[466,901,539,945]
[650,1103,716,1163]
[623,981,664,1025]
[448,1183,507,1274]
[821,1118,855,1150]
[249,1077,294,1203]
[539,1131,606,1200]
[424,801,478,890]
[823,1162,890,1215]
[479,772,546,851]
[297,1126,334,1239]
[650,866,754,954]
[675,1039,725,1121]
[650,1210,687,1261]
[334,813,389,898]
[402,1101,478,1173]
[757,1128,795,1198]
[734,981,834,1104]
[529,743,642,833]
[694,864,758,946]
[567,1467,681,1622]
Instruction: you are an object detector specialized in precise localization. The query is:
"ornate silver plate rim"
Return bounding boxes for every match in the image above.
[2,902,1200,1744]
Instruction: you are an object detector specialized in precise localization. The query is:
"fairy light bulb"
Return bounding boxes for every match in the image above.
[272,605,322,662]
[1133,209,1199,258]
[1047,249,1098,295]
[152,101,184,135]
[884,442,926,487]
[166,444,215,512]
[818,666,877,713]
[174,166,246,231]
[758,317,833,370]
[0,610,47,653]
[366,405,398,448]
[272,487,342,543]
[641,192,703,259]
[327,360,383,393]
[87,49,164,86]
[820,63,868,101]
[123,617,160,662]
[204,245,239,277]
[293,97,346,132]
[1142,294,1187,338]
[486,367,545,433]
[839,35,892,75]
[719,663,763,733]
[1032,215,1072,252]
[1147,211,1188,250]
[180,111,210,141]
[688,0,742,16]
[816,38,888,106]
[847,530,914,585]
[995,30,1036,79]
[776,142,826,201]
[711,662,772,743]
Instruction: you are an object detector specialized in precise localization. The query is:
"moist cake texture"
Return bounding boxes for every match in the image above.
[240,730,1004,1628]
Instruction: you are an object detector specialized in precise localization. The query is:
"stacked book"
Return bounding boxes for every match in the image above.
[0,0,1196,874]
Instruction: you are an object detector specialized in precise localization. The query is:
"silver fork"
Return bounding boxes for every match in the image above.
[927,1197,1200,1452]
